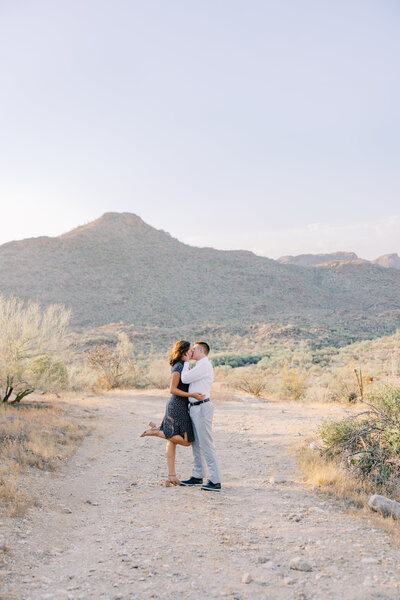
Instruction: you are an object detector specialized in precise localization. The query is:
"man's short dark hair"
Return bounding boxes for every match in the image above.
[195,341,210,355]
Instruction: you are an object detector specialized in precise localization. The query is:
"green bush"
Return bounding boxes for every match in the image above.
[31,355,69,392]
[311,346,338,367]
[211,353,264,368]
[319,385,400,488]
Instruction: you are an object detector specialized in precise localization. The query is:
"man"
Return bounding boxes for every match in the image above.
[180,341,222,492]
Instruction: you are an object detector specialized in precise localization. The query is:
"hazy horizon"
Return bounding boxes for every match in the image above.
[1,1,399,259]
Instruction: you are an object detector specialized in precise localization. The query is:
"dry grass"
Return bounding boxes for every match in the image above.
[0,401,89,516]
[144,358,171,389]
[297,445,376,508]
[297,445,400,541]
[0,466,28,517]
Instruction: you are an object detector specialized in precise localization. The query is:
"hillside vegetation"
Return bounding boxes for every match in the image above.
[212,330,400,404]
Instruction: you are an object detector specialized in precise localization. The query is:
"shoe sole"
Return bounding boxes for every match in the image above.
[179,482,203,486]
[201,487,221,492]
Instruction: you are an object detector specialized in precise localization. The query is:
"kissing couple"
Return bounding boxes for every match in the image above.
[141,340,222,492]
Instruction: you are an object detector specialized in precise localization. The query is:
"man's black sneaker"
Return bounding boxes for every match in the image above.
[201,480,221,492]
[180,477,203,486]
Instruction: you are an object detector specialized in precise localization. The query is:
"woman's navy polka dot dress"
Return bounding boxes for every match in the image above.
[159,361,195,442]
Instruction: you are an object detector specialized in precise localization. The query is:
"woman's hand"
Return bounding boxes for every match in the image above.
[192,393,206,402]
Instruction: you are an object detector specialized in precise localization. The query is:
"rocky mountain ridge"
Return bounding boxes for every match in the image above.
[1,213,400,345]
[278,251,400,269]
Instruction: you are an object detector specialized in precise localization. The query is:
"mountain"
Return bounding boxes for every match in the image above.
[278,251,400,271]
[1,213,400,346]
[372,253,400,270]
[277,252,359,267]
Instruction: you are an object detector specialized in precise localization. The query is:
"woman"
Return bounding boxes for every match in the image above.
[140,340,205,486]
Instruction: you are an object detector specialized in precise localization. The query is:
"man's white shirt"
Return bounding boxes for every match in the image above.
[181,357,214,402]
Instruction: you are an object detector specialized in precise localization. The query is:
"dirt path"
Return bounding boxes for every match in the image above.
[2,393,400,600]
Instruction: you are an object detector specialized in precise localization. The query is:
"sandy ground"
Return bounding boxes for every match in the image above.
[1,391,400,600]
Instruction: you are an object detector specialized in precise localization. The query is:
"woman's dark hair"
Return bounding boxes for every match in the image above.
[169,340,191,366]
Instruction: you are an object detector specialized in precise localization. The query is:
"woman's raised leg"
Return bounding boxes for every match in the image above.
[140,426,166,438]
[140,427,191,446]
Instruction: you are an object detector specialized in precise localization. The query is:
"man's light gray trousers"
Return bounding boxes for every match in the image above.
[189,401,221,484]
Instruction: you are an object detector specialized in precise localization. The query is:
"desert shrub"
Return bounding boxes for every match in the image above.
[302,382,332,404]
[234,370,268,398]
[67,363,98,390]
[259,348,294,372]
[87,333,137,389]
[0,296,71,403]
[30,355,69,392]
[310,346,338,367]
[324,369,357,403]
[319,385,400,488]
[256,342,335,374]
[114,332,138,386]
[280,366,307,400]
[324,367,374,404]
[145,358,171,389]
[213,365,233,382]
[389,350,400,378]
[87,345,121,389]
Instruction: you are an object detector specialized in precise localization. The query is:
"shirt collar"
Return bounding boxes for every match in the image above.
[196,356,208,364]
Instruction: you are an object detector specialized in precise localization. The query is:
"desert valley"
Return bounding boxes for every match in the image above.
[1,213,400,599]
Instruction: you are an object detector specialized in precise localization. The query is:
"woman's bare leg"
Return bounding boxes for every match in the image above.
[141,428,191,446]
[168,432,191,447]
[165,441,180,485]
[140,427,166,438]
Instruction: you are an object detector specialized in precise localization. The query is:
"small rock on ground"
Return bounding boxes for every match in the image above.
[289,557,312,572]
[269,476,287,484]
[368,494,400,519]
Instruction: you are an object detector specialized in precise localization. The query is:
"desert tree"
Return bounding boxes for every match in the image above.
[0,295,71,403]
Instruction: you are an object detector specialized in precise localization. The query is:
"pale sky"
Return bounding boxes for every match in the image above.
[1,0,399,259]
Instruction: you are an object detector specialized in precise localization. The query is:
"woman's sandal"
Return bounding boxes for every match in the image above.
[165,474,180,487]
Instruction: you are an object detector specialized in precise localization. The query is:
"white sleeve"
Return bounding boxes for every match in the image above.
[181,360,208,384]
